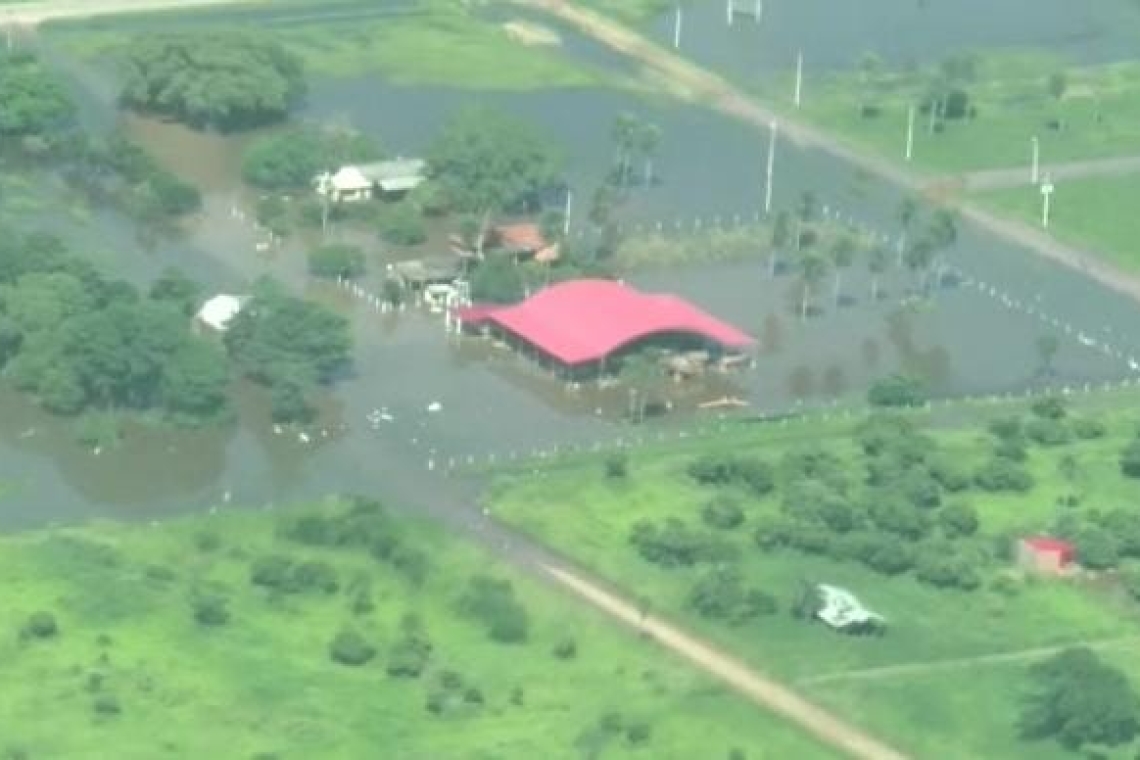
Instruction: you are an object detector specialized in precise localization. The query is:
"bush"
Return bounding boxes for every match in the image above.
[928,457,972,492]
[915,551,980,590]
[1025,417,1072,447]
[249,554,294,591]
[460,576,530,644]
[867,374,926,407]
[20,611,58,641]
[1076,526,1119,571]
[552,636,578,660]
[192,595,230,627]
[604,452,628,479]
[378,202,427,246]
[1121,439,1140,478]
[625,720,652,745]
[701,495,745,530]
[292,560,340,595]
[1030,396,1066,420]
[938,502,979,538]
[307,244,365,280]
[687,454,773,495]
[975,457,1034,492]
[329,629,376,666]
[629,518,734,567]
[386,635,432,678]
[1072,418,1107,440]
[687,567,778,624]
[92,693,121,717]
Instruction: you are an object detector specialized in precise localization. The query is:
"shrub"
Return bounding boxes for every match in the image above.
[629,518,734,567]
[378,202,427,246]
[604,452,628,479]
[192,595,230,627]
[1076,526,1119,571]
[701,495,745,530]
[249,555,293,591]
[1030,396,1066,420]
[688,567,777,624]
[20,611,58,641]
[1072,418,1107,440]
[1025,417,1072,447]
[867,373,925,407]
[92,693,121,717]
[1121,439,1140,478]
[626,720,652,745]
[329,629,376,666]
[386,635,432,678]
[938,502,979,538]
[292,560,340,595]
[307,244,365,280]
[460,576,530,644]
[928,457,972,492]
[975,457,1034,492]
[552,636,578,660]
[915,552,980,590]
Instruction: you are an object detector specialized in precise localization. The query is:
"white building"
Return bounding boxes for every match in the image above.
[314,165,374,203]
[815,584,885,633]
[195,294,245,332]
[314,158,427,203]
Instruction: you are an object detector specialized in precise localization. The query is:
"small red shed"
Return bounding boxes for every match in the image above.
[1018,536,1076,576]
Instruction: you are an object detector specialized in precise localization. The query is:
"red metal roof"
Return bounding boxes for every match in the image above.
[495,222,547,252]
[458,279,752,365]
[1023,536,1076,560]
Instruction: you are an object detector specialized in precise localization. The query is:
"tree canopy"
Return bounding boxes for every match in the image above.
[242,126,381,190]
[119,32,306,130]
[0,52,75,137]
[428,106,561,217]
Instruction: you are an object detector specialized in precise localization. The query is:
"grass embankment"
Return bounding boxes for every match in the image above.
[0,497,831,759]
[44,2,613,90]
[975,173,1140,273]
[491,392,1140,758]
[763,52,1140,174]
[575,0,673,26]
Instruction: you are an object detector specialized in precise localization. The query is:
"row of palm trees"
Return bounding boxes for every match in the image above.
[771,193,959,320]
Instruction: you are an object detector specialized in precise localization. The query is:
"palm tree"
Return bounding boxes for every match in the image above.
[769,210,790,278]
[867,245,889,301]
[896,196,919,266]
[828,232,858,306]
[903,235,935,293]
[636,122,662,186]
[798,252,829,320]
[611,112,640,186]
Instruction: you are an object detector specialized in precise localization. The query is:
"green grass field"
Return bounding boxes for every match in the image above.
[974,173,1140,273]
[44,4,613,90]
[491,394,1140,757]
[0,497,832,759]
[759,53,1140,174]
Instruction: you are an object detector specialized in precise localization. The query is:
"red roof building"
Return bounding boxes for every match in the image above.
[1017,536,1076,576]
[457,279,752,370]
[493,222,560,264]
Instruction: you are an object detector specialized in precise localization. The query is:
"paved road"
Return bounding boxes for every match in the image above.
[946,154,1140,191]
[0,0,269,23]
[520,0,1140,306]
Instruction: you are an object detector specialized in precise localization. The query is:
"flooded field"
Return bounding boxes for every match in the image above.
[2,2,1139,526]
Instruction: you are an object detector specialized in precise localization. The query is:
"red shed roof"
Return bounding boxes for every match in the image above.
[458,279,752,365]
[1023,536,1076,559]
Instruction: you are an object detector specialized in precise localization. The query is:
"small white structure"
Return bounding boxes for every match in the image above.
[195,294,245,332]
[815,584,884,633]
[314,158,427,203]
[315,166,374,203]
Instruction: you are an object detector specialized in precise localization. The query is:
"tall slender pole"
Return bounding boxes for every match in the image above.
[673,5,683,49]
[764,120,777,214]
[1040,176,1055,228]
[563,189,572,237]
[755,0,763,23]
[905,104,915,161]
[726,0,733,26]
[1030,135,1040,184]
[794,50,804,108]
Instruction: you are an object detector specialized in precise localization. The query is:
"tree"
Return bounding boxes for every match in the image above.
[938,502,979,538]
[701,495,745,530]
[687,567,777,624]
[20,610,58,641]
[1047,71,1068,101]
[1121,438,1140,478]
[769,210,790,278]
[0,53,75,137]
[867,373,926,407]
[160,338,229,419]
[1075,526,1119,571]
[308,243,365,280]
[903,235,936,292]
[1020,647,1140,750]
[828,232,858,306]
[459,576,529,644]
[856,51,883,116]
[603,452,628,479]
[797,252,828,320]
[470,255,524,304]
[867,245,889,301]
[429,106,560,251]
[620,352,663,421]
[635,121,662,185]
[895,196,919,265]
[795,191,818,250]
[192,594,230,627]
[378,202,427,246]
[610,111,639,186]
[329,628,376,666]
[149,268,201,316]
[119,32,306,130]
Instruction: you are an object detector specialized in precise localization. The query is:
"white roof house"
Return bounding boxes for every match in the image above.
[314,165,375,202]
[358,158,427,194]
[195,294,244,332]
[815,584,884,631]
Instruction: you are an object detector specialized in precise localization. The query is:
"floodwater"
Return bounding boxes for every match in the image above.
[2,3,1140,526]
[640,0,1140,75]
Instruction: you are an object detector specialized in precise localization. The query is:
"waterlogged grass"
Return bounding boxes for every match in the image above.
[490,395,1140,757]
[757,53,1140,174]
[45,5,611,90]
[975,173,1140,273]
[0,499,832,759]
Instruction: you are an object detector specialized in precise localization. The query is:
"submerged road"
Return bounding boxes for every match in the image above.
[515,0,1140,306]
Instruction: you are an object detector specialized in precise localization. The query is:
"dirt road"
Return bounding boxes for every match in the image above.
[950,154,1140,191]
[516,0,1140,304]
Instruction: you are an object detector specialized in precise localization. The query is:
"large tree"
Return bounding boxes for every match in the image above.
[242,126,381,190]
[428,106,561,250]
[0,52,74,137]
[1020,647,1140,750]
[119,32,306,130]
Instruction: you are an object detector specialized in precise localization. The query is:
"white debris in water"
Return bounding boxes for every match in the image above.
[298,431,311,444]
[426,401,443,413]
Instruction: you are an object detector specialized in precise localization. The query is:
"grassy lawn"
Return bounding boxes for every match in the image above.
[490,393,1140,757]
[974,173,1140,273]
[757,53,1140,174]
[44,4,614,90]
[0,497,832,759]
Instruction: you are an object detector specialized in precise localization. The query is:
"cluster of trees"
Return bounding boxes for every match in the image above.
[0,52,74,138]
[1019,647,1140,751]
[223,278,351,423]
[241,126,380,191]
[307,243,365,280]
[459,575,530,644]
[0,231,228,420]
[574,710,654,756]
[58,134,202,224]
[119,32,306,130]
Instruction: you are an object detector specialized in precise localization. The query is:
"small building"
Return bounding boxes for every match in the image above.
[391,256,462,290]
[492,222,559,264]
[195,294,244,333]
[816,584,885,635]
[314,158,427,203]
[315,166,373,203]
[1018,536,1076,576]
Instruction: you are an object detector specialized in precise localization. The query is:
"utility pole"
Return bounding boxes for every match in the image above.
[563,188,572,238]
[755,0,763,23]
[764,120,777,214]
[905,104,915,161]
[1030,135,1040,185]
[673,5,683,49]
[793,50,804,108]
[726,0,733,26]
[1040,174,1055,228]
